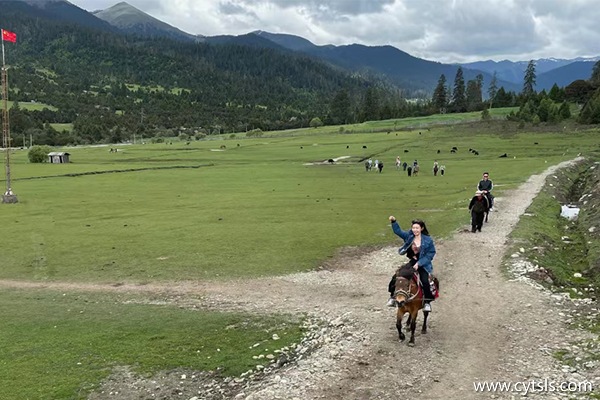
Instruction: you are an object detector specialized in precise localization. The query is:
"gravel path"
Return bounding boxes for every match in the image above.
[2,158,598,399]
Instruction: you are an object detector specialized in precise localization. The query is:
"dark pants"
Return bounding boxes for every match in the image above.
[471,210,485,232]
[389,267,434,302]
[486,193,494,208]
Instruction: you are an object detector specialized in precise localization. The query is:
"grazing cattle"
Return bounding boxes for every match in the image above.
[220,145,226,149]
[404,149,409,153]
[499,153,508,158]
[300,146,303,149]
[437,150,441,154]
[450,149,456,153]
[362,145,367,149]
[328,159,335,164]
[346,145,349,149]
[237,143,240,147]
[534,142,539,145]
[419,131,422,135]
[452,146,458,151]
[474,151,479,156]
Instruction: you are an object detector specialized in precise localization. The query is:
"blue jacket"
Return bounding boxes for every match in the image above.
[391,221,436,273]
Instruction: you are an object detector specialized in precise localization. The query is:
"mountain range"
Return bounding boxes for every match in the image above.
[2,0,595,96]
[88,2,597,93]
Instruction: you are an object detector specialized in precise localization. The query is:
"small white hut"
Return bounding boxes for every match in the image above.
[48,152,71,164]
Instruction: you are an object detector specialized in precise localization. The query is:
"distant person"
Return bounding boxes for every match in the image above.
[378,161,384,173]
[413,164,420,176]
[477,172,494,210]
[368,158,373,171]
[407,165,413,177]
[364,160,370,172]
[469,190,490,232]
[433,160,439,176]
[402,161,408,171]
[440,165,446,176]
[413,159,418,167]
[395,156,401,170]
[374,159,379,170]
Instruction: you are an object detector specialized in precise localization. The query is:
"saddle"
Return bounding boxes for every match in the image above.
[395,263,440,299]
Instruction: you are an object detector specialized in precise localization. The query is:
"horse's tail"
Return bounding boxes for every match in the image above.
[433,276,440,293]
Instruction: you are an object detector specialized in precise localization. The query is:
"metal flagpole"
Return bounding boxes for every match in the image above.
[2,33,18,203]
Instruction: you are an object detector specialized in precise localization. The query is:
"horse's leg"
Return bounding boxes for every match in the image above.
[408,309,418,346]
[422,311,429,334]
[396,309,405,342]
[485,211,489,223]
[406,314,412,328]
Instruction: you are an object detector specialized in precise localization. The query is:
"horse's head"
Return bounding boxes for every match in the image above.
[393,276,413,308]
[393,263,419,307]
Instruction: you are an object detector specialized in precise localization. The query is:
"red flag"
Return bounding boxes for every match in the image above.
[1,29,17,43]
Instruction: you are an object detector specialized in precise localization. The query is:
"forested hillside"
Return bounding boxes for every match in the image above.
[0,1,416,145]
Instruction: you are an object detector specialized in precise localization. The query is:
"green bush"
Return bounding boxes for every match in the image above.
[309,117,323,128]
[27,145,52,163]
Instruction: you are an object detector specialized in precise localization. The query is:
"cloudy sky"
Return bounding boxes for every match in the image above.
[69,0,600,63]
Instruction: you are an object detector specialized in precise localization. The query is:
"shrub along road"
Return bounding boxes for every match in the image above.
[1,158,598,399]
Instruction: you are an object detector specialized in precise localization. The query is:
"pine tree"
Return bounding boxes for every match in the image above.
[361,87,380,122]
[451,67,466,112]
[591,60,600,87]
[522,60,537,99]
[432,74,447,113]
[466,74,483,112]
[330,89,352,125]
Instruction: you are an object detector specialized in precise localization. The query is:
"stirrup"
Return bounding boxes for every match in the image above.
[423,303,432,312]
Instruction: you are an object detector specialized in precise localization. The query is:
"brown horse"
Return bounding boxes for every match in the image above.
[393,264,437,346]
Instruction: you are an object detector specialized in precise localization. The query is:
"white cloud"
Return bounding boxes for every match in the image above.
[70,0,600,62]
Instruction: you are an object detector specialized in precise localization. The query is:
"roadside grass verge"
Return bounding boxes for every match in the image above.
[507,158,598,289]
[0,288,304,400]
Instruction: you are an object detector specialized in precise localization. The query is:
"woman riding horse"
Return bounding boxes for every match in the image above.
[388,216,436,311]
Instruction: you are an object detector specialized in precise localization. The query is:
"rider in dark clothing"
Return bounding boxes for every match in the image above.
[469,190,490,232]
[477,172,494,209]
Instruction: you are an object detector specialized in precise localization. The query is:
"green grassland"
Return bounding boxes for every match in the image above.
[49,123,74,132]
[0,288,304,400]
[125,83,190,95]
[2,121,598,283]
[6,100,57,111]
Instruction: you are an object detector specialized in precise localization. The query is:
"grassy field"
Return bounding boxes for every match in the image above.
[6,100,58,111]
[1,115,599,399]
[2,120,598,282]
[49,123,74,132]
[0,288,304,400]
[125,83,190,95]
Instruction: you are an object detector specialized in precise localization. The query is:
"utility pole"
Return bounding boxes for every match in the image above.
[1,29,17,203]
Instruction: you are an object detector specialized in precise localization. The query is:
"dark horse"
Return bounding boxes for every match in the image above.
[393,263,439,345]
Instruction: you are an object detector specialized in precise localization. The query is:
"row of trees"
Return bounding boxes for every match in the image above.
[429,59,600,126]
